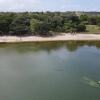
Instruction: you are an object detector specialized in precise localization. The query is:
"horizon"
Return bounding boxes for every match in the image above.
[0,11,100,13]
[0,0,100,12]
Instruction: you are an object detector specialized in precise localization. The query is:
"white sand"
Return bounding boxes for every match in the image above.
[0,33,100,43]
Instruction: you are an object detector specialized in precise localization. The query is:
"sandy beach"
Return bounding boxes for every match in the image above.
[0,33,100,43]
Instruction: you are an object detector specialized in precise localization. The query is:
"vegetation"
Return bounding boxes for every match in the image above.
[86,25,100,33]
[0,12,100,36]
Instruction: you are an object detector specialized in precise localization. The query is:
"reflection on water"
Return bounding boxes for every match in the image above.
[0,41,100,53]
[0,41,100,100]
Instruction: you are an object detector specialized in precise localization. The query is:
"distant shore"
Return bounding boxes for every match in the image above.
[0,33,100,43]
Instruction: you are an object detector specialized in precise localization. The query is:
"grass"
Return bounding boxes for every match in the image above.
[86,25,100,34]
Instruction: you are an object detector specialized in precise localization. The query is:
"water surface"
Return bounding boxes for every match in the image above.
[0,41,100,100]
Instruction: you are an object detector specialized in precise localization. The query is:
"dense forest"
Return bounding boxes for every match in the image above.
[0,12,100,36]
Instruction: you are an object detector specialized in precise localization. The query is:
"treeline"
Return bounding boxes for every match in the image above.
[0,12,100,36]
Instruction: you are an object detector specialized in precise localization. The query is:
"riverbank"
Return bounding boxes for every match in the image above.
[0,33,100,43]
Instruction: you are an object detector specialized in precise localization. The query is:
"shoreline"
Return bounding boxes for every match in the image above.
[0,34,100,43]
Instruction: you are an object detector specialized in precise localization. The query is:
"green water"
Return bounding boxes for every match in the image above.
[0,41,100,100]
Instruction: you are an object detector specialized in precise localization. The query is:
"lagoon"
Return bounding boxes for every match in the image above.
[0,41,100,100]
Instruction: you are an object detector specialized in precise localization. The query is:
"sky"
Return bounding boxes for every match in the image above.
[0,0,100,12]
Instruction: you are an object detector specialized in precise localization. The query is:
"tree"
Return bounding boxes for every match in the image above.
[76,23,86,32]
[0,13,15,35]
[80,14,89,25]
[34,21,51,36]
[9,15,30,36]
[96,16,100,26]
[88,16,97,25]
[50,15,63,32]
[30,18,40,35]
[0,12,88,36]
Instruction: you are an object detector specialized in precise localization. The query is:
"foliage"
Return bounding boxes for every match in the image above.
[9,14,30,35]
[0,12,100,36]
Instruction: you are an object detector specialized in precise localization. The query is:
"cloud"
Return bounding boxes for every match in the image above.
[0,0,71,12]
[0,0,40,12]
[0,0,99,12]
